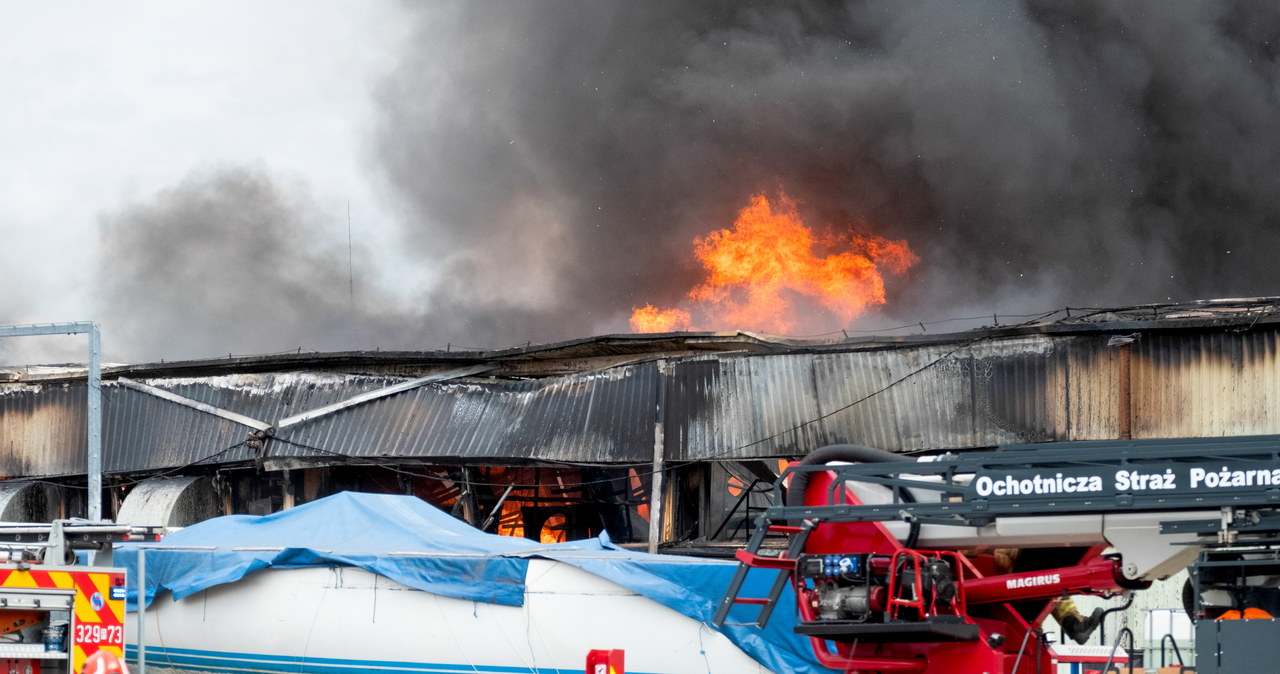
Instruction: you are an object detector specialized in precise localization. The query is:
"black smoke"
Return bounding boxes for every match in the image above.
[96,167,416,360]
[93,1,1280,362]
[376,0,1280,340]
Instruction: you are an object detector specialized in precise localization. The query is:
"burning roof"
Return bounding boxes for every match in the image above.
[1,298,1279,480]
[631,193,916,334]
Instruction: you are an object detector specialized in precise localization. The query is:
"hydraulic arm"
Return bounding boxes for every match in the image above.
[714,435,1280,674]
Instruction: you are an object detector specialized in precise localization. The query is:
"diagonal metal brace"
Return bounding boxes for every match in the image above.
[118,377,272,431]
[273,364,495,431]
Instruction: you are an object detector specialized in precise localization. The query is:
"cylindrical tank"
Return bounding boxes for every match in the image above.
[116,476,220,528]
[0,481,62,522]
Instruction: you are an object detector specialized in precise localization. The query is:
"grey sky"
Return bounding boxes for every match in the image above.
[2,2,413,362]
[5,2,1280,364]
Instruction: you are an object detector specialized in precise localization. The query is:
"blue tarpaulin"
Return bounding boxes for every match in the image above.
[115,492,828,674]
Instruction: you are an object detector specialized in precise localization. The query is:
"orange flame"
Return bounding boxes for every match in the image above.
[629,305,692,332]
[631,193,917,334]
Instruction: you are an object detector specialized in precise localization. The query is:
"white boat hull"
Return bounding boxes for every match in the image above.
[127,559,773,674]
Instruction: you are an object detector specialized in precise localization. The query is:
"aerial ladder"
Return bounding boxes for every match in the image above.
[714,435,1280,673]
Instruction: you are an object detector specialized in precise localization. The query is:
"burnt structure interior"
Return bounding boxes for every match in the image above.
[1,299,1278,554]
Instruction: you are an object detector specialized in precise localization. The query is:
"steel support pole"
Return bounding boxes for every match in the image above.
[0,323,102,521]
[647,368,667,554]
[137,547,147,674]
[88,324,102,521]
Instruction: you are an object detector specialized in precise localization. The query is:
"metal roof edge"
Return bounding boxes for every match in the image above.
[5,298,1279,384]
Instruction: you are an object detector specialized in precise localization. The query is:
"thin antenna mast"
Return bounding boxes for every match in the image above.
[347,201,354,312]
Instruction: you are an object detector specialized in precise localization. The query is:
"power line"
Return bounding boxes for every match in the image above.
[111,442,248,488]
[347,201,355,313]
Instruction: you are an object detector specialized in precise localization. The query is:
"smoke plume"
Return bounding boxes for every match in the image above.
[376,0,1280,341]
[96,167,416,361]
[91,1,1280,362]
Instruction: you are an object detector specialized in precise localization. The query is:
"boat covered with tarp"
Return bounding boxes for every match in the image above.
[116,491,826,674]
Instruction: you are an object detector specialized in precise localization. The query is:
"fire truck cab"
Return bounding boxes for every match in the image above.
[0,521,158,674]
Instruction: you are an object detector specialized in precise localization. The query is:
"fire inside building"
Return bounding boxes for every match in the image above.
[2,298,1279,669]
[1,298,1277,556]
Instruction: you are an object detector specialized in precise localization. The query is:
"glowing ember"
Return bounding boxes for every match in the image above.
[631,193,917,334]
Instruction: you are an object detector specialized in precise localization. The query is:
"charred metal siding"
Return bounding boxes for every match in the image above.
[103,385,256,473]
[1130,330,1280,438]
[1063,338,1124,442]
[271,365,659,463]
[103,374,402,473]
[89,367,660,473]
[666,355,828,463]
[0,383,85,477]
[669,334,1129,460]
[1,324,1278,476]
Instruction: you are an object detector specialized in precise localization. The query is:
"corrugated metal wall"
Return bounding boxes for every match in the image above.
[1131,330,1280,438]
[273,365,661,463]
[668,334,1129,460]
[1,326,1278,477]
[0,383,86,476]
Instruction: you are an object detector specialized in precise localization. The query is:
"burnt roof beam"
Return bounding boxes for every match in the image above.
[273,364,496,432]
[117,377,273,432]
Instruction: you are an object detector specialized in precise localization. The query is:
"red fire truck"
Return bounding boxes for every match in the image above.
[716,436,1280,673]
[0,521,158,674]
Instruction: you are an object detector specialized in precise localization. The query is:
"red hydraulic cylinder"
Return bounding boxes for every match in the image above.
[963,556,1131,605]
